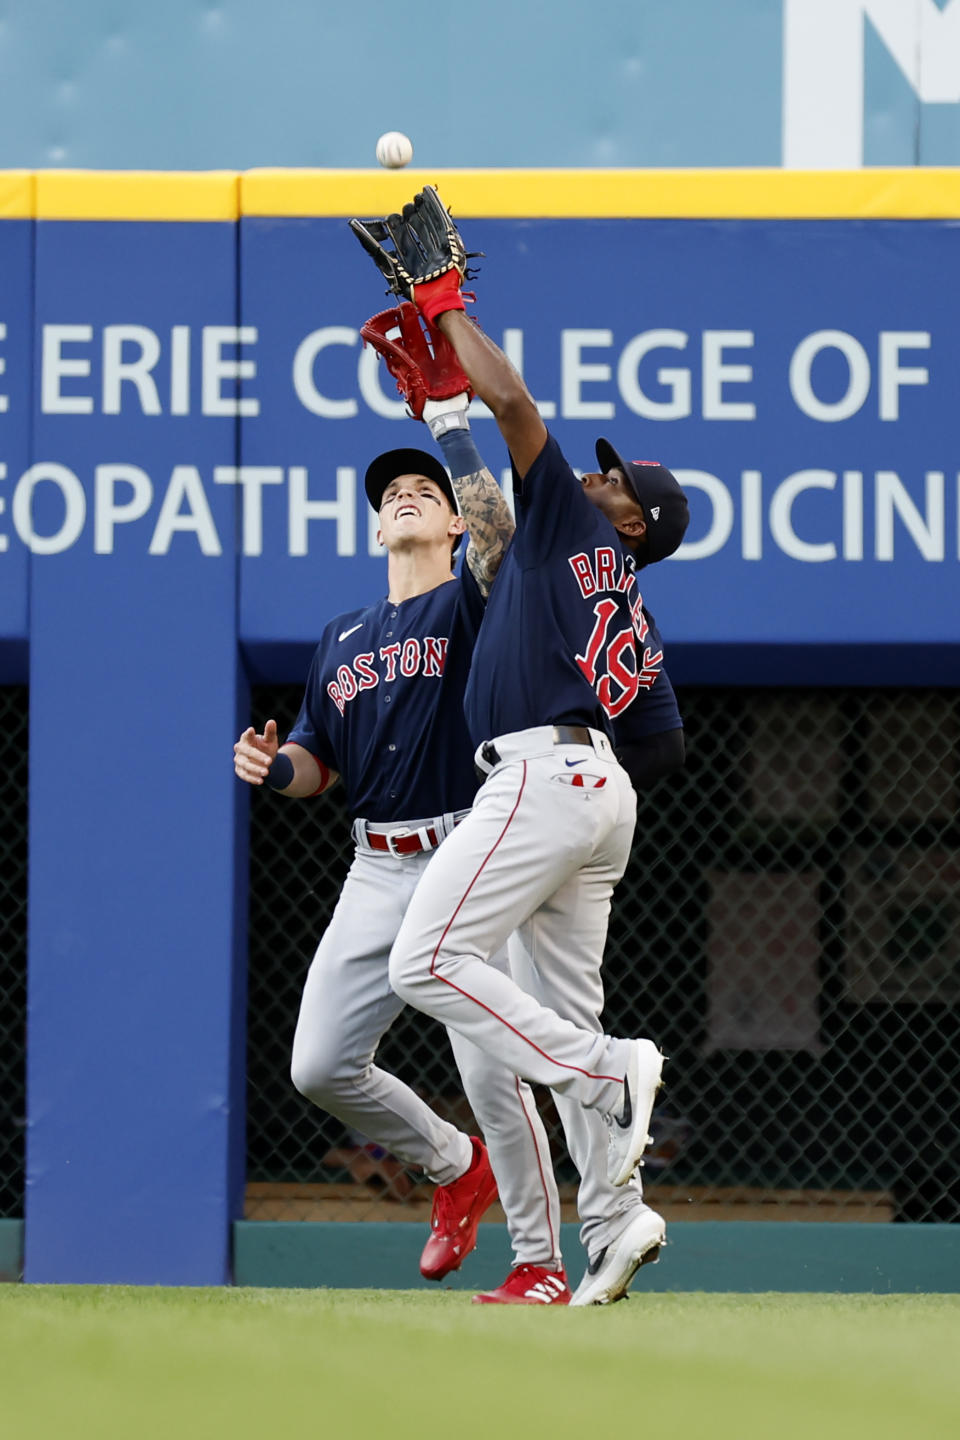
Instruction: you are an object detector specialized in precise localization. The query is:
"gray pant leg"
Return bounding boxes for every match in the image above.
[448,941,563,1270]
[389,756,636,1112]
[290,850,471,1185]
[509,879,648,1260]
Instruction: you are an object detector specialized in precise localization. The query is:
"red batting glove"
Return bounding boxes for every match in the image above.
[414,271,466,326]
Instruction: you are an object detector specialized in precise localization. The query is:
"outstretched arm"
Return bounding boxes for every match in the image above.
[350,187,546,478]
[423,394,515,597]
[454,459,515,597]
[433,311,548,480]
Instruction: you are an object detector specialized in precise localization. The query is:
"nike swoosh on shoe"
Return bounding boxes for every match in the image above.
[585,1247,608,1276]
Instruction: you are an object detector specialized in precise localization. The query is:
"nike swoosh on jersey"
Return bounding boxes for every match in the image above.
[338,623,363,642]
[564,757,588,767]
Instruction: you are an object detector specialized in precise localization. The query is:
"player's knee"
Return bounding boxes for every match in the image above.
[290,1049,350,1106]
[290,1053,324,1103]
[387,940,421,1003]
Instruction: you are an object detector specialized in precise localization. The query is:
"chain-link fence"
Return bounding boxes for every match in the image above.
[246,685,960,1225]
[0,687,28,1219]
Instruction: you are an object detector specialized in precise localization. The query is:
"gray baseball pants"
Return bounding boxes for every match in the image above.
[290,844,563,1269]
[388,728,642,1223]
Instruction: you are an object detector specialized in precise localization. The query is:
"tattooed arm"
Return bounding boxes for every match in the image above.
[452,466,516,598]
[424,396,516,599]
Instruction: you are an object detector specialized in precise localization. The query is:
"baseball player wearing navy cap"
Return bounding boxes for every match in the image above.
[234,443,571,1287]
[363,446,458,525]
[360,192,691,1296]
[591,439,690,569]
[417,397,686,1306]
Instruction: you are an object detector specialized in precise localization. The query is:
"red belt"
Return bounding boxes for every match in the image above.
[364,826,441,856]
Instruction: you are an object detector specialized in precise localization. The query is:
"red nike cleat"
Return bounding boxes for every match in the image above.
[419,1137,498,1281]
[473,1264,571,1305]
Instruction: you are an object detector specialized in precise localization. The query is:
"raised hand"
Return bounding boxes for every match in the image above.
[349,186,480,324]
[360,302,473,420]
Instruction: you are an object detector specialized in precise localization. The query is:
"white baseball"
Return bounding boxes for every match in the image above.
[376,131,414,169]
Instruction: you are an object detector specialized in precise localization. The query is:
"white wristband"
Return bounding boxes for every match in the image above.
[423,393,471,439]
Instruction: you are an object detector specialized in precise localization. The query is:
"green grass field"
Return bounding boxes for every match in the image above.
[2,1287,958,1440]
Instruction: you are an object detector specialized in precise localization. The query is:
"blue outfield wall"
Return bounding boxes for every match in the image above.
[239,213,960,673]
[0,215,32,680]
[0,172,957,1285]
[25,217,249,1284]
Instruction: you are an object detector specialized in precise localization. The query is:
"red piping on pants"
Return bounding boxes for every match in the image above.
[427,759,621,1085]
[515,1075,559,1261]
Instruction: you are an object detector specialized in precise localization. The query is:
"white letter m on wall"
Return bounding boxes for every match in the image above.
[783,0,960,167]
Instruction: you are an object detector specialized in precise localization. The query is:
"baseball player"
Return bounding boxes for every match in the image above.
[419,390,685,1306]
[351,188,691,1298]
[355,279,687,1304]
[234,445,549,1287]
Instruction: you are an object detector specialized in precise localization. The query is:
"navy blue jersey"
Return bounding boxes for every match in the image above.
[613,607,683,744]
[287,570,484,822]
[464,433,665,745]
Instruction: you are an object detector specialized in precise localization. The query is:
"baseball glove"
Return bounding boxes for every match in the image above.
[360,302,473,421]
[349,186,482,323]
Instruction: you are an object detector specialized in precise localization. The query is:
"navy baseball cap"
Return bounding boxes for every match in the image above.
[365,447,463,556]
[364,448,458,514]
[595,438,689,566]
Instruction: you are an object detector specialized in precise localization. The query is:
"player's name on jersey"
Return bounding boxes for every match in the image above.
[0,459,956,563]
[10,322,941,424]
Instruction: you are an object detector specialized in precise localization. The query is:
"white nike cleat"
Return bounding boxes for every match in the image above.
[605,1038,664,1187]
[569,1208,666,1306]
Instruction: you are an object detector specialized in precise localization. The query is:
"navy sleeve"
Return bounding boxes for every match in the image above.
[510,432,605,568]
[286,645,338,770]
[457,552,486,633]
[613,663,683,743]
[612,608,683,743]
[617,729,686,792]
